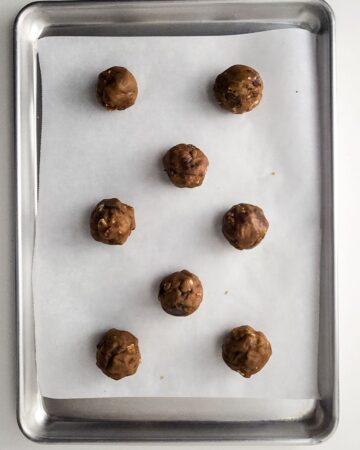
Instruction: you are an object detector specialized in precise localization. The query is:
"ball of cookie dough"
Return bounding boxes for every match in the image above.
[163,144,209,188]
[222,203,269,250]
[222,325,272,378]
[213,65,263,114]
[96,329,141,380]
[96,66,138,111]
[90,198,135,245]
[158,270,203,316]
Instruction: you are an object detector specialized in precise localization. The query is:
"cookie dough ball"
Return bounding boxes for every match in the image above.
[158,270,203,316]
[222,203,268,250]
[222,325,272,378]
[96,329,141,380]
[213,65,263,114]
[96,66,138,111]
[90,198,135,245]
[163,144,209,188]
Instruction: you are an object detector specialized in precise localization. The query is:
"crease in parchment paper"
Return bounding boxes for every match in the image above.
[33,30,320,399]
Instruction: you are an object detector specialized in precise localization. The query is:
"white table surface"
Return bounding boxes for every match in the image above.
[1,0,359,448]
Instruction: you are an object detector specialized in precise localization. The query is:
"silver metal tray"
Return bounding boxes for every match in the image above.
[15,0,337,444]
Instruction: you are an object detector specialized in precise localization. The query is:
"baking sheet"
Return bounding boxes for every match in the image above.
[33,29,320,399]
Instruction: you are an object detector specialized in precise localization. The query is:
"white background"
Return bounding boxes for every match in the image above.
[0,0,359,448]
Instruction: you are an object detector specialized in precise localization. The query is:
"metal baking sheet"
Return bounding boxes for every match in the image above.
[15,0,337,443]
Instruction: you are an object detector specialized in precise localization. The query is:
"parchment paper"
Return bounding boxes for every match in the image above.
[34,30,320,399]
